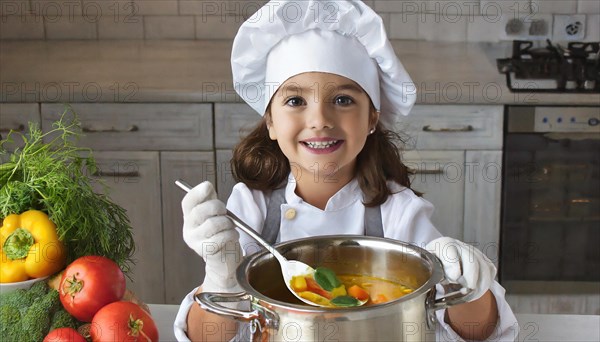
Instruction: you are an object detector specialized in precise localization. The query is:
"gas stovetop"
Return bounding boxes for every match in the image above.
[497,40,599,93]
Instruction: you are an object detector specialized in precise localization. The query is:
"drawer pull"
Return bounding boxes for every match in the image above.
[82,125,139,133]
[422,125,474,132]
[92,171,140,178]
[408,168,444,175]
[0,124,25,133]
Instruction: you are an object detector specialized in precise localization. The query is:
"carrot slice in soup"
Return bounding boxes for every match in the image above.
[347,285,370,301]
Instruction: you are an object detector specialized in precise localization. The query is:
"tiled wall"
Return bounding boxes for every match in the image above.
[1,0,598,41]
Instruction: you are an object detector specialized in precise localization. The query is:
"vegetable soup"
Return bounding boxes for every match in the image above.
[290,267,413,308]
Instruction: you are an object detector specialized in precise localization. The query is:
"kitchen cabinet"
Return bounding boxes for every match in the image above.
[403,150,465,240]
[87,151,164,303]
[214,103,504,263]
[214,103,262,202]
[397,105,504,264]
[39,103,214,305]
[160,152,215,304]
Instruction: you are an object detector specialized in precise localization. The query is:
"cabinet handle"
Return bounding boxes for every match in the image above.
[0,124,25,133]
[82,125,139,133]
[92,171,140,178]
[422,125,474,132]
[408,167,444,175]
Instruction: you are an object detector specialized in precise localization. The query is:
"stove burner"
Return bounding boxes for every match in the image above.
[497,40,600,93]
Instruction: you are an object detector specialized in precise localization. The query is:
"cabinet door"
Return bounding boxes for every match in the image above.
[464,150,503,266]
[0,103,39,151]
[403,151,465,240]
[160,152,216,304]
[90,151,164,304]
[215,149,235,203]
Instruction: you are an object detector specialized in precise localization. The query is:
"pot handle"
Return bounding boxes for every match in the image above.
[197,292,279,342]
[425,283,473,328]
[430,283,473,310]
[195,292,260,322]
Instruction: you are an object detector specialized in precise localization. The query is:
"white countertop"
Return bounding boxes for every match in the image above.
[148,304,600,342]
[1,40,598,106]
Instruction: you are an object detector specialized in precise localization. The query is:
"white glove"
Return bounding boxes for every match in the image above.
[425,237,496,302]
[182,181,243,293]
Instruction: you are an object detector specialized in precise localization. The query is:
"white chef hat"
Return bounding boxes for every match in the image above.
[231,0,417,128]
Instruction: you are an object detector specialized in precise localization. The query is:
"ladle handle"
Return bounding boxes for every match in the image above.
[175,179,288,264]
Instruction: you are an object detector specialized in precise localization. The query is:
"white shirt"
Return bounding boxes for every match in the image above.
[174,178,519,341]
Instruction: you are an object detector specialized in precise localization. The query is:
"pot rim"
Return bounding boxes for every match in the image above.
[236,235,445,313]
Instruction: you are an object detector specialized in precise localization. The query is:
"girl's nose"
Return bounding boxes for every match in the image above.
[306,105,334,130]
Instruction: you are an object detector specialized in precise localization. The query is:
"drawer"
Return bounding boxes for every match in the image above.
[396,105,503,150]
[215,103,262,149]
[41,103,213,151]
[0,103,40,151]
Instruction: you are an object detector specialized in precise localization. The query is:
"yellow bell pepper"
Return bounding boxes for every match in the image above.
[0,210,66,283]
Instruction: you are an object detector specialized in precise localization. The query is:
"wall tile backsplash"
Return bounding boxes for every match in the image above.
[0,0,598,41]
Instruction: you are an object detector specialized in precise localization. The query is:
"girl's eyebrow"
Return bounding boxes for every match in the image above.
[333,83,363,93]
[280,83,363,94]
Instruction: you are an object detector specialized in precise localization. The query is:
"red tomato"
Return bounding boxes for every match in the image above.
[43,328,87,342]
[305,277,332,299]
[59,255,126,322]
[90,301,159,342]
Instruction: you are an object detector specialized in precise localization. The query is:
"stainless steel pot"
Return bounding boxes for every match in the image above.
[197,235,471,341]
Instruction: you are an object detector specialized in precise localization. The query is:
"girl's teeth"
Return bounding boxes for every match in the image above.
[305,141,338,149]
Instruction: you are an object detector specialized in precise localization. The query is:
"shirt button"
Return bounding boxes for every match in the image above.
[284,208,296,220]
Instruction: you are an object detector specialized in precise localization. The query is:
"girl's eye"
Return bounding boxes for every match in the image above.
[285,97,305,107]
[334,96,354,106]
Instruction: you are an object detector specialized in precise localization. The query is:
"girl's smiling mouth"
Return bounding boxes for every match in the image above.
[300,138,344,154]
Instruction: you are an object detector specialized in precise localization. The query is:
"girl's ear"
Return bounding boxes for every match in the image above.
[370,108,380,129]
[267,124,277,140]
[265,111,277,140]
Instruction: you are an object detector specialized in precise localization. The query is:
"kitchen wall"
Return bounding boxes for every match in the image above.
[1,0,598,42]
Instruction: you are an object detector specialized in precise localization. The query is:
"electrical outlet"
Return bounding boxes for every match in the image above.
[553,15,586,41]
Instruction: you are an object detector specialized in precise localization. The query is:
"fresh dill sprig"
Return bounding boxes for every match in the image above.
[0,108,135,274]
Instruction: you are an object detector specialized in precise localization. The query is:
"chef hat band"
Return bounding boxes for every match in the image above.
[265,29,381,112]
[231,0,417,128]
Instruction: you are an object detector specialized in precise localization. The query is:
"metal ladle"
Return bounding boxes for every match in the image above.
[175,179,335,307]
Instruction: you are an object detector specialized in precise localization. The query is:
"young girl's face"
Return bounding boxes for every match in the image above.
[267,72,377,182]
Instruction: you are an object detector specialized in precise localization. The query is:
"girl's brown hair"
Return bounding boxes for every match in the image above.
[231,110,419,206]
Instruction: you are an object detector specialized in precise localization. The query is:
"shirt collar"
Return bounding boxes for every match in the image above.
[285,173,362,211]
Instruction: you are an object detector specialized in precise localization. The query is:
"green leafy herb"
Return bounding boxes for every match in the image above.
[330,295,361,307]
[0,107,135,273]
[314,266,341,291]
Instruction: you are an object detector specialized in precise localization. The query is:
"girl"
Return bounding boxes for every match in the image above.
[175,1,518,341]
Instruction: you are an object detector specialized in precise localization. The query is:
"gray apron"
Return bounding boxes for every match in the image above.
[261,185,384,243]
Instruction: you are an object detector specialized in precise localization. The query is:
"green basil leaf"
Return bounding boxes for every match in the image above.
[314,267,341,291]
[331,296,360,307]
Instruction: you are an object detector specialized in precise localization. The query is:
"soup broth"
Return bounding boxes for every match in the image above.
[337,274,413,305]
[287,270,414,307]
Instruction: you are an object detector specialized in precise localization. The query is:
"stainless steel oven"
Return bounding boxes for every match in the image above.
[500,106,600,305]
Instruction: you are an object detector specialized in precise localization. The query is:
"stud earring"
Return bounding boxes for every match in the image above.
[369,128,376,134]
